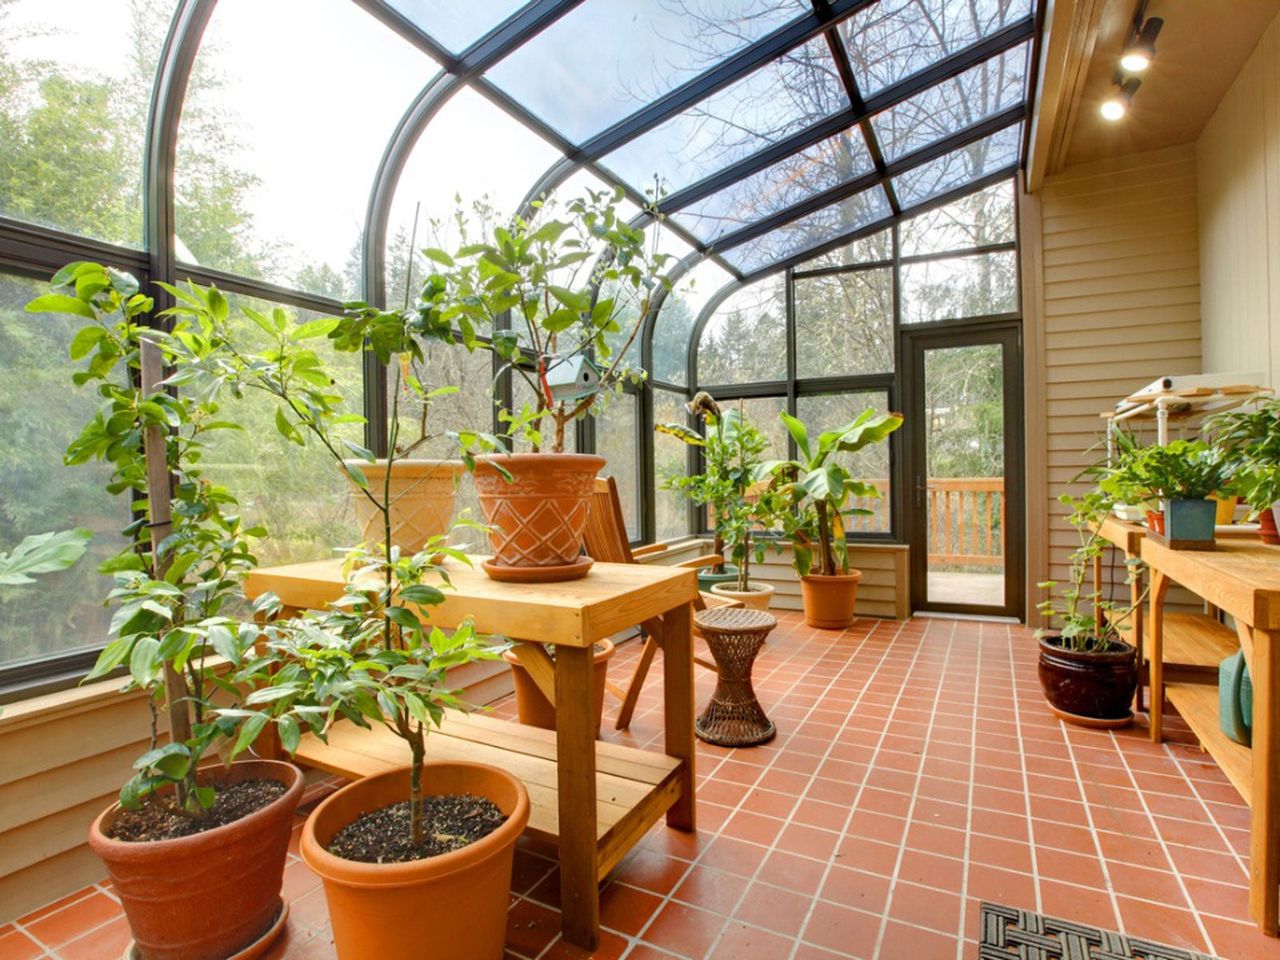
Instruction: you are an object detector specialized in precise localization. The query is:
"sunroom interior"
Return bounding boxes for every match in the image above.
[4,1,1280,959]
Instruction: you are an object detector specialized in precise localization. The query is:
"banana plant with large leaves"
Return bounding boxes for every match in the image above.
[754,409,903,577]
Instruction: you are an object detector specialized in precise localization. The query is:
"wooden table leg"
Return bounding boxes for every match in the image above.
[663,601,696,831]
[1131,560,1145,715]
[1148,569,1169,743]
[555,644,600,950]
[1249,627,1279,935]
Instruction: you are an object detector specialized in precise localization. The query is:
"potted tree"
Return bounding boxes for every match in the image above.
[430,188,670,582]
[168,281,528,960]
[1205,398,1280,544]
[659,394,778,609]
[1037,492,1142,726]
[755,407,903,629]
[30,263,303,960]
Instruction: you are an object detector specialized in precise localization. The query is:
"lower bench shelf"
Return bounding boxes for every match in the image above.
[1165,681,1252,803]
[293,711,685,881]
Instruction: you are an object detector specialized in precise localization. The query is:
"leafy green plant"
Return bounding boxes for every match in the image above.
[1097,439,1227,504]
[428,187,670,453]
[754,408,903,577]
[0,528,91,585]
[1205,398,1280,517]
[657,393,778,592]
[28,263,273,815]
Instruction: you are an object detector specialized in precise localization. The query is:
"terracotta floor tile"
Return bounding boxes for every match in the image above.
[709,921,793,960]
[0,928,43,960]
[614,849,690,895]
[1114,897,1209,953]
[670,866,741,919]
[904,821,967,859]
[801,900,881,957]
[642,901,727,959]
[878,919,957,960]
[16,887,98,927]
[56,915,132,960]
[887,881,962,934]
[896,849,964,892]
[1038,880,1118,930]
[756,850,828,896]
[540,929,629,960]
[733,882,813,937]
[1199,915,1280,960]
[504,899,561,959]
[23,892,122,949]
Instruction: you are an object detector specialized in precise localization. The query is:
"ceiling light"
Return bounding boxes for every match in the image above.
[1120,16,1163,73]
[1101,78,1141,121]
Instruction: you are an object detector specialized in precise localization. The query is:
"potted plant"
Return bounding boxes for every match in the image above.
[1036,492,1142,726]
[755,407,903,629]
[168,282,528,960]
[1097,429,1154,522]
[1205,398,1280,544]
[1102,439,1227,546]
[430,188,670,582]
[659,393,778,610]
[30,263,304,960]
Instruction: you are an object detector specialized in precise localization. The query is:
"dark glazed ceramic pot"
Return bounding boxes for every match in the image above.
[1037,636,1138,724]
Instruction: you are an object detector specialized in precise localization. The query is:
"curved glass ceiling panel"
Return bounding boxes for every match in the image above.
[386,0,528,53]
[0,0,173,247]
[387,85,560,301]
[177,0,433,298]
[603,223,695,367]
[796,228,892,269]
[670,125,873,245]
[901,178,1014,256]
[841,0,1032,98]
[599,36,847,194]
[720,185,891,274]
[652,256,736,386]
[486,0,807,143]
[871,44,1028,161]
[893,123,1021,209]
[697,275,787,386]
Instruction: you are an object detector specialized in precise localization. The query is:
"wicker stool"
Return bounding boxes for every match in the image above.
[694,606,777,747]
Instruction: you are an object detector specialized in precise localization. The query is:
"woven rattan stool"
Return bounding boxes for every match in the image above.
[694,606,777,747]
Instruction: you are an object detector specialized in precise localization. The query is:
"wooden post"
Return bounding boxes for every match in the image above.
[663,601,696,832]
[1148,569,1169,743]
[555,644,599,950]
[1250,626,1279,935]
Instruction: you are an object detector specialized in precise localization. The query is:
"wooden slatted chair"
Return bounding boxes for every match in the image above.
[584,476,741,730]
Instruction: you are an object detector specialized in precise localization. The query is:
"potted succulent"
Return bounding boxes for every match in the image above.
[30,264,303,960]
[1036,492,1141,726]
[659,393,778,610]
[430,188,670,582]
[755,407,903,629]
[168,281,527,960]
[1101,439,1227,547]
[1205,398,1280,544]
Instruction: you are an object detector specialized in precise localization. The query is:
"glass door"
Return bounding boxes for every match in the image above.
[905,325,1024,617]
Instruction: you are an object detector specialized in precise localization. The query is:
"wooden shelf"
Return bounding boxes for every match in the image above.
[1149,612,1239,672]
[294,711,684,881]
[1165,682,1252,803]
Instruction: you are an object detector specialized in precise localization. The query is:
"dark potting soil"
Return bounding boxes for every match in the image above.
[327,794,507,863]
[108,778,286,842]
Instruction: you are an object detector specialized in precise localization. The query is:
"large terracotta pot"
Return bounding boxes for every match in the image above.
[710,581,775,610]
[799,571,863,629]
[1261,506,1280,545]
[503,639,615,735]
[473,453,605,582]
[1037,635,1138,726]
[301,762,529,960]
[87,759,303,960]
[344,459,465,553]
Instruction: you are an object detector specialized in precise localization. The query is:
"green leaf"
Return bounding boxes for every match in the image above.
[135,742,191,779]
[292,317,340,340]
[231,713,269,760]
[399,584,446,607]
[655,422,705,446]
[26,293,96,320]
[129,637,160,686]
[277,715,301,755]
[341,439,376,463]
[780,412,811,461]
[0,529,91,585]
[69,325,107,360]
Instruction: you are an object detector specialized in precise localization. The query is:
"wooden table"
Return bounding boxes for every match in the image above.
[245,557,698,951]
[1143,537,1280,935]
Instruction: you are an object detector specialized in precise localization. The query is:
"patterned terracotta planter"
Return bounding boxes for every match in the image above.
[473,453,605,582]
[344,459,464,553]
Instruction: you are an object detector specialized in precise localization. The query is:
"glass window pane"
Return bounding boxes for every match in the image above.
[795,228,893,270]
[385,0,526,52]
[652,259,735,387]
[892,123,1022,209]
[388,85,562,302]
[600,36,848,194]
[796,391,892,535]
[653,388,690,541]
[721,186,891,274]
[794,268,893,378]
[200,293,363,565]
[0,0,172,247]
[177,0,434,298]
[871,45,1029,161]
[595,392,640,540]
[696,276,786,386]
[486,0,806,143]
[900,179,1014,256]
[671,127,873,245]
[841,0,1033,98]
[901,250,1018,323]
[0,273,129,667]
[604,224,695,369]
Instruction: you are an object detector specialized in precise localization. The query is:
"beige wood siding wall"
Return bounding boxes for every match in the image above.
[751,543,909,620]
[1029,144,1202,602]
[1198,13,1280,386]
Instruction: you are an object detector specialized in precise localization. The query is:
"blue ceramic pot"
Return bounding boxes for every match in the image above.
[1163,498,1216,545]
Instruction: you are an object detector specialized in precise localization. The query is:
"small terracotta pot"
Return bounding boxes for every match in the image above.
[344,459,464,553]
[710,581,775,610]
[503,639,615,734]
[1037,635,1138,724]
[301,762,529,960]
[799,571,863,629]
[88,759,303,960]
[473,453,605,582]
[1145,509,1165,535]
[1261,506,1280,545]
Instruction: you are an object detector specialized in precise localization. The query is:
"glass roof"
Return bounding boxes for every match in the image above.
[385,0,529,53]
[891,123,1022,208]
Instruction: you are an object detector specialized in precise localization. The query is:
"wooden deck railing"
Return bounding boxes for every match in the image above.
[926,477,1004,568]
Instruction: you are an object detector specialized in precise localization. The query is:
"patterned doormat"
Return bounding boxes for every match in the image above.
[979,903,1220,960]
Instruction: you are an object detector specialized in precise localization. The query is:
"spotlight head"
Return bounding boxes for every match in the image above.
[1100,77,1141,122]
[1120,17,1163,73]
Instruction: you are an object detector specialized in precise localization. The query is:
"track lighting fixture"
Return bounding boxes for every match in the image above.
[1120,16,1163,73]
[1100,77,1141,122]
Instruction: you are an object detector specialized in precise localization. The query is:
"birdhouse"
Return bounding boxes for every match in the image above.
[544,355,601,402]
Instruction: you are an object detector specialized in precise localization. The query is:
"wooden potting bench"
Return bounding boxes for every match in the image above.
[245,557,698,951]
